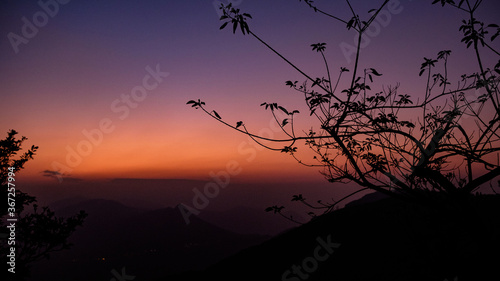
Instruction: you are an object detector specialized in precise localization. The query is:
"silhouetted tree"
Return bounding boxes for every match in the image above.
[188,0,499,217]
[0,130,87,280]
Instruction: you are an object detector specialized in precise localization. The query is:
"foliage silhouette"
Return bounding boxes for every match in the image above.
[0,130,87,280]
[188,1,500,219]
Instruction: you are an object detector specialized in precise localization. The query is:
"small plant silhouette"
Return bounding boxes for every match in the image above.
[0,130,87,280]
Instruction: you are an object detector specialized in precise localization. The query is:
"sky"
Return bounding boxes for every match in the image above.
[1,0,499,204]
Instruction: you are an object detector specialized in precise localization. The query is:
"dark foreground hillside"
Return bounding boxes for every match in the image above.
[172,194,500,281]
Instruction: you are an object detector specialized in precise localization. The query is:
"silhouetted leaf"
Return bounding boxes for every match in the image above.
[311,78,321,87]
[232,20,238,34]
[278,106,289,115]
[492,29,500,41]
[219,22,229,30]
[187,100,203,107]
[370,68,382,76]
[311,43,326,52]
[397,94,413,105]
[281,146,297,153]
[236,121,243,128]
[437,50,451,60]
[347,17,356,30]
[432,0,455,6]
[265,205,284,213]
[213,110,221,119]
[240,19,246,34]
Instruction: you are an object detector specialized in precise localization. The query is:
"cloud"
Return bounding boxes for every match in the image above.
[41,170,83,182]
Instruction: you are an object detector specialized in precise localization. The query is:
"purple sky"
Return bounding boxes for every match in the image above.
[1,0,499,207]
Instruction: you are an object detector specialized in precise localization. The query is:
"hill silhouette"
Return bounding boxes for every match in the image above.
[172,193,500,281]
[26,193,500,280]
[28,199,269,281]
[198,205,299,235]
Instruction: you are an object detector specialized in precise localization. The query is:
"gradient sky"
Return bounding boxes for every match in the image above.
[1,0,499,189]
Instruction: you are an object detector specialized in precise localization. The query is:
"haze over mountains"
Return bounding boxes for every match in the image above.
[21,177,374,280]
[21,177,500,280]
[21,177,364,217]
[29,193,500,281]
[28,198,273,281]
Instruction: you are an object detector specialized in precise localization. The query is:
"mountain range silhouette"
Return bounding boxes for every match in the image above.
[28,193,500,281]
